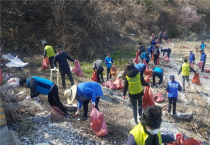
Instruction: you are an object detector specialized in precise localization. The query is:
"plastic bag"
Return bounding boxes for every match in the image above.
[90,106,108,136]
[103,80,116,89]
[134,50,139,64]
[166,133,202,145]
[151,54,154,60]
[91,71,98,82]
[166,39,170,44]
[52,106,65,116]
[157,56,160,65]
[110,65,117,77]
[72,60,84,77]
[164,55,170,62]
[183,46,189,48]
[143,60,153,75]
[203,75,210,79]
[113,78,124,89]
[0,69,3,85]
[42,57,50,70]
[144,75,152,83]
[192,73,201,86]
[2,78,20,90]
[197,62,203,69]
[143,86,155,109]
[190,62,194,70]
[204,69,210,73]
[154,92,164,102]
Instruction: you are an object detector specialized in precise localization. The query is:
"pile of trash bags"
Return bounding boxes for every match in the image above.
[103,79,124,90]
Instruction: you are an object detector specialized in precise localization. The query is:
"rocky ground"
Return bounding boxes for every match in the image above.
[1,39,210,145]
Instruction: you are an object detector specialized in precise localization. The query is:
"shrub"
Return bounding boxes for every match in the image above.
[167,24,180,37]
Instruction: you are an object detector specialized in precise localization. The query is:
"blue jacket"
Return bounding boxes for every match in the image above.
[53,51,74,69]
[76,82,103,108]
[201,53,206,62]
[153,67,163,73]
[27,76,54,98]
[200,43,206,50]
[105,57,114,68]
[166,81,182,98]
[189,54,195,63]
[151,40,157,45]
[141,52,150,61]
[135,63,146,73]
[147,46,151,55]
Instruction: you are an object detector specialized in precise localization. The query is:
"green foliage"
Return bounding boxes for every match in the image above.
[111,49,136,60]
[80,62,93,78]
[167,24,180,37]
[145,0,153,12]
[36,62,42,67]
[163,0,173,5]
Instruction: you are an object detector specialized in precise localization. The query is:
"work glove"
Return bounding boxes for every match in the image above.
[74,110,80,117]
[123,96,125,100]
[109,62,112,63]
[54,67,57,70]
[92,102,95,106]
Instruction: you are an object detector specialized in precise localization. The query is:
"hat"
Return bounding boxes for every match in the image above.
[190,51,192,53]
[170,75,175,79]
[64,85,77,104]
[19,78,26,86]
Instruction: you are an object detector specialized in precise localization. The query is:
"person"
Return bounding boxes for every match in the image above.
[166,75,182,116]
[64,82,103,121]
[53,45,75,89]
[140,52,150,64]
[200,50,207,72]
[152,67,163,88]
[161,48,171,58]
[134,63,146,74]
[153,45,160,65]
[178,58,196,91]
[147,45,154,57]
[127,106,175,145]
[159,31,163,44]
[43,43,56,68]
[123,63,149,124]
[19,76,69,117]
[150,40,157,46]
[138,43,146,55]
[105,53,114,80]
[163,32,168,41]
[200,41,206,51]
[189,51,195,64]
[93,60,104,83]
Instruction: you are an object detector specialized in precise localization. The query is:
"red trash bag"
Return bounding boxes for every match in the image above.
[134,50,139,64]
[192,73,201,86]
[157,56,160,65]
[113,78,124,89]
[42,57,50,70]
[143,86,155,109]
[106,80,116,89]
[72,60,84,77]
[166,133,202,145]
[197,62,203,69]
[151,54,154,60]
[154,92,164,102]
[143,60,153,75]
[164,55,170,62]
[190,62,194,70]
[204,69,210,73]
[91,71,98,82]
[90,106,108,136]
[0,69,3,85]
[144,74,152,83]
[110,65,117,77]
[203,75,210,79]
[166,39,170,44]
[183,46,189,48]
[52,106,65,116]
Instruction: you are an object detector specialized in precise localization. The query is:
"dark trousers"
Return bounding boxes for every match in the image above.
[97,67,104,83]
[201,62,205,72]
[153,71,163,86]
[48,84,67,115]
[83,97,100,118]
[107,68,111,80]
[168,97,177,115]
[49,56,54,68]
[130,94,143,123]
[154,55,159,65]
[60,67,74,89]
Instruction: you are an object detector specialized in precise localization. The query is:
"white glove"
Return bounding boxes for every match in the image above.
[54,67,57,70]
[109,62,112,63]
[92,102,95,106]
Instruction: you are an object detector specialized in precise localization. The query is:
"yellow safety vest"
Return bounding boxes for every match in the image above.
[45,45,55,57]
[182,62,190,76]
[129,123,162,145]
[126,73,142,94]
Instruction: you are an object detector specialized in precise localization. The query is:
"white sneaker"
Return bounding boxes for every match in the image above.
[75,110,80,117]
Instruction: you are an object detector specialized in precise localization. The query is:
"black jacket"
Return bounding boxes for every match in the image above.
[28,78,40,98]
[53,51,74,69]
[123,67,149,97]
[139,45,146,55]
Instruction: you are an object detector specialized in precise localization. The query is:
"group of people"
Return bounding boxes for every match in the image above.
[15,38,207,145]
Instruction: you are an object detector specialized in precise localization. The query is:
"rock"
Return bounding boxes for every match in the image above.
[43,137,52,143]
